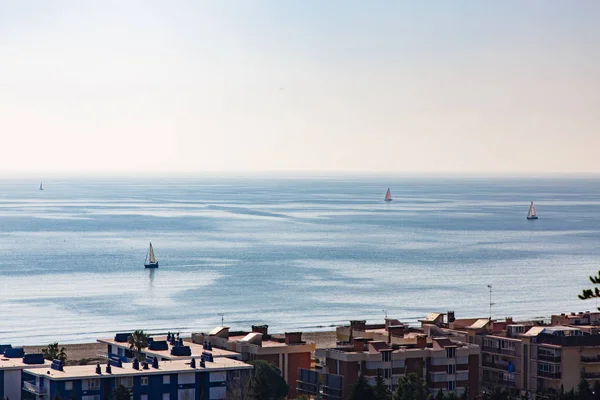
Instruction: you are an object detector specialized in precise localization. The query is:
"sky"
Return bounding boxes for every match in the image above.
[1,1,599,176]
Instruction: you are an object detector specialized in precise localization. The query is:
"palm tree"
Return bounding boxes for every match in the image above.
[127,330,149,361]
[41,342,67,364]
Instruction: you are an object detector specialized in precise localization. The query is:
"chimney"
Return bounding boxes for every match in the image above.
[252,325,269,336]
[416,335,427,349]
[353,337,367,352]
[350,320,366,332]
[387,325,405,343]
[506,317,513,324]
[285,332,302,345]
[447,311,456,323]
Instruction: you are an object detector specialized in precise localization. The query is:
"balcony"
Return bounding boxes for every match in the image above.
[23,381,46,396]
[582,355,600,364]
[537,354,561,363]
[482,346,517,357]
[537,371,561,380]
[583,372,600,379]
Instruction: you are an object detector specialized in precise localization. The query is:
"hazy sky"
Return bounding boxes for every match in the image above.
[1,1,599,175]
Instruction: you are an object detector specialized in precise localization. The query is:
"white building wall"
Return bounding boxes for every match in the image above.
[4,370,21,400]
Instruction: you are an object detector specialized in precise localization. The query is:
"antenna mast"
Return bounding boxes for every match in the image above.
[487,285,495,321]
[218,313,225,327]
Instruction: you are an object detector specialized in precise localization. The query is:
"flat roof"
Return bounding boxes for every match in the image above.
[98,336,240,360]
[0,357,51,370]
[24,357,252,381]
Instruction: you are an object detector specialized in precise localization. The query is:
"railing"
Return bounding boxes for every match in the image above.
[23,381,46,395]
[537,354,561,363]
[483,346,517,356]
[582,355,600,363]
[583,372,600,379]
[537,371,561,379]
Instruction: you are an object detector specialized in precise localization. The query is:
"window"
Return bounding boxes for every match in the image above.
[163,375,171,385]
[86,378,100,390]
[446,348,456,358]
[163,393,171,400]
[141,395,148,400]
[65,381,73,391]
[141,376,149,386]
[382,351,391,362]
[447,364,456,374]
[233,370,241,380]
[384,369,392,378]
[118,377,133,389]
[447,381,456,391]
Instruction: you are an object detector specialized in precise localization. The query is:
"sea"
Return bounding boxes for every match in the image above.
[1,176,600,345]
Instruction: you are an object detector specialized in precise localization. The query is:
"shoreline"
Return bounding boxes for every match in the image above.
[23,331,337,365]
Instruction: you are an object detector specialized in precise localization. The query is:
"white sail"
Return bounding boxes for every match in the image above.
[528,202,536,218]
[148,243,156,264]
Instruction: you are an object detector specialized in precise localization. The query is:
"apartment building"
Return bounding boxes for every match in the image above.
[192,325,315,398]
[447,311,600,395]
[315,319,480,400]
[22,355,252,400]
[0,348,49,400]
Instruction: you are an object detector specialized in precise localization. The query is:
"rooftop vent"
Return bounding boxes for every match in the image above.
[143,362,149,370]
[152,356,159,369]
[132,359,140,370]
[149,340,169,351]
[190,358,196,368]
[171,346,192,357]
[114,333,131,343]
[51,359,64,372]
[106,363,112,374]
[200,360,205,368]
[4,347,24,358]
[22,354,45,365]
[95,363,101,375]
[0,345,12,354]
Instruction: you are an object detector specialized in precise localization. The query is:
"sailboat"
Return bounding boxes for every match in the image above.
[144,242,159,268]
[39,182,43,191]
[384,188,392,202]
[527,201,538,220]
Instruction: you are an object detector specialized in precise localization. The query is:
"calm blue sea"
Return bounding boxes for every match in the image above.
[1,177,600,345]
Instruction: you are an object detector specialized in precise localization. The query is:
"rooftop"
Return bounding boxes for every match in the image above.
[0,357,50,370]
[98,336,240,360]
[24,357,252,381]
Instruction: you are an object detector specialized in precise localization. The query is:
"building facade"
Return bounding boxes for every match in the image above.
[22,357,252,400]
[315,319,480,400]
[192,325,315,398]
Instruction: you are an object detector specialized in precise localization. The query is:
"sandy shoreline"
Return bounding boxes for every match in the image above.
[23,331,337,365]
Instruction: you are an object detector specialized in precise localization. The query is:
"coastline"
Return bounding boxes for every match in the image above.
[23,331,337,365]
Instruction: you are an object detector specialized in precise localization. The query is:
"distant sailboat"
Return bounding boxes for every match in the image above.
[144,242,159,268]
[527,201,538,220]
[384,188,392,202]
[39,182,43,191]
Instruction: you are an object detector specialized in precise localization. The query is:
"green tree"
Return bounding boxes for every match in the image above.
[435,389,445,400]
[349,374,375,400]
[579,271,600,309]
[394,373,428,400]
[245,360,288,400]
[41,342,67,364]
[374,373,392,400]
[113,384,131,400]
[593,381,600,400]
[127,330,149,361]
[579,378,593,400]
